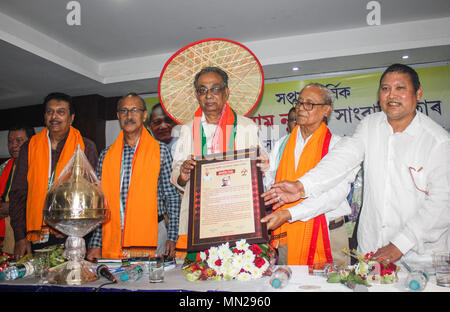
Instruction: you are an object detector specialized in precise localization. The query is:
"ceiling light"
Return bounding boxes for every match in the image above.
[292,66,300,71]
[402,55,409,59]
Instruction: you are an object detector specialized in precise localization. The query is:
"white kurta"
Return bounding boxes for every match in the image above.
[299,112,450,263]
[171,114,265,236]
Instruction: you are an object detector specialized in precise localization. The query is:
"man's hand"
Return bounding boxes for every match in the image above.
[177,155,196,186]
[256,150,270,172]
[14,238,31,260]
[260,210,291,230]
[372,243,403,263]
[165,240,176,258]
[86,248,101,262]
[261,180,305,209]
[0,201,9,219]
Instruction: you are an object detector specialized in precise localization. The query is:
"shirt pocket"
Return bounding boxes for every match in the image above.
[407,165,429,196]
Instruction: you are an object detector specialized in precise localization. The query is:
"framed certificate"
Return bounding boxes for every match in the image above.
[187,147,268,251]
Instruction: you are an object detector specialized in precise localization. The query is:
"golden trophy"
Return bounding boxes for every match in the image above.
[43,145,109,285]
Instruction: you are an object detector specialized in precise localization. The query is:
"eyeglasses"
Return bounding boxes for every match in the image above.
[118,107,145,116]
[196,86,225,96]
[295,100,330,111]
[45,108,69,117]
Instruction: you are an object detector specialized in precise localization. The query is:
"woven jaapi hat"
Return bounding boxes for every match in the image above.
[158,38,264,124]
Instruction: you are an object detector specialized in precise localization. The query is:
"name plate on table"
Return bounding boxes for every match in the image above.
[187,148,268,251]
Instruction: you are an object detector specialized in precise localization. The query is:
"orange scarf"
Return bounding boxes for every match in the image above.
[272,123,333,265]
[100,129,160,259]
[26,127,85,242]
[0,158,15,238]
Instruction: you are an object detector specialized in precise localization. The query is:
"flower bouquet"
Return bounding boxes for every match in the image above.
[182,239,276,282]
[326,249,400,287]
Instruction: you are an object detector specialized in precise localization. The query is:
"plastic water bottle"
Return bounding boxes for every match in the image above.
[405,270,429,291]
[119,264,143,282]
[4,262,35,280]
[270,266,292,289]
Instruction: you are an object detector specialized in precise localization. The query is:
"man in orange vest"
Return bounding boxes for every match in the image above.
[0,125,35,254]
[9,92,98,260]
[86,93,181,260]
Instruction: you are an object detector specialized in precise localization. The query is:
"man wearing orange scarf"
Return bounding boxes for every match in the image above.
[171,67,268,261]
[86,93,181,260]
[261,84,359,265]
[0,125,35,254]
[9,93,98,259]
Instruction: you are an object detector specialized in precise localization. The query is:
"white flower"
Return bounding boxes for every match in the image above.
[237,272,252,281]
[200,251,207,262]
[355,262,369,276]
[243,261,254,273]
[236,239,249,251]
[207,254,220,271]
[218,243,232,259]
[209,246,219,259]
[232,254,245,269]
[250,266,263,278]
[243,250,255,264]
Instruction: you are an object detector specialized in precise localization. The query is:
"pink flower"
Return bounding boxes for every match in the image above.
[250,244,262,255]
[215,259,222,266]
[254,257,266,268]
[364,252,375,260]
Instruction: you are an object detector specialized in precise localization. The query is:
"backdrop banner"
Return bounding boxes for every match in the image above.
[141,64,449,152]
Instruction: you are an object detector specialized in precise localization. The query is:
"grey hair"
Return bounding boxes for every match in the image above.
[194,66,229,89]
[300,82,335,106]
[116,92,147,111]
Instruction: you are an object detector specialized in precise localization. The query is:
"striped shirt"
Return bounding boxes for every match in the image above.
[88,139,181,249]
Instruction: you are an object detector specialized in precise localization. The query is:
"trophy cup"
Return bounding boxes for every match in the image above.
[43,145,109,285]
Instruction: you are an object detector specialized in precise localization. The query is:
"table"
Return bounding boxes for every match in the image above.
[1,264,449,293]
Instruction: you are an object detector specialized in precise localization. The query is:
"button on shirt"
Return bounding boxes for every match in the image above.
[299,112,450,262]
[89,140,181,249]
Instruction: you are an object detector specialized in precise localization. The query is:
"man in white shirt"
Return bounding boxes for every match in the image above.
[171,66,268,260]
[263,83,358,265]
[262,64,450,264]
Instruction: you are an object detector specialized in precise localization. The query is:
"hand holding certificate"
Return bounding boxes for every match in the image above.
[187,148,268,251]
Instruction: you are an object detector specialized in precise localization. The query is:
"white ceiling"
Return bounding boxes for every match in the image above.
[0,0,449,110]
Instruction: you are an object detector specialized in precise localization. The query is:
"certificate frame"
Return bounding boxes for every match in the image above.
[187,147,268,252]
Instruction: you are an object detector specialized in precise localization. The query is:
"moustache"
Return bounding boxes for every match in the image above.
[49,119,61,124]
[124,119,137,125]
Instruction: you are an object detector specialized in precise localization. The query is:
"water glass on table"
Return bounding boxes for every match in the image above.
[432,251,450,287]
[149,256,164,283]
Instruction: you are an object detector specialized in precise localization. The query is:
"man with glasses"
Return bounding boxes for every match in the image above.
[262,83,358,265]
[9,92,98,259]
[263,64,450,264]
[86,93,181,260]
[171,66,268,261]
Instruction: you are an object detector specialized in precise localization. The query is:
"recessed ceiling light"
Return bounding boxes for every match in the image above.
[402,55,409,59]
[292,66,300,71]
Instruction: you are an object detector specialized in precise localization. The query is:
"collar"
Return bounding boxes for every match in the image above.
[381,111,421,137]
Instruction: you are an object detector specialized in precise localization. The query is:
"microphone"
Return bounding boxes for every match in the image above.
[96,264,117,283]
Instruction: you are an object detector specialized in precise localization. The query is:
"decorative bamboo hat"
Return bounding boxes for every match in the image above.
[158,38,264,124]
